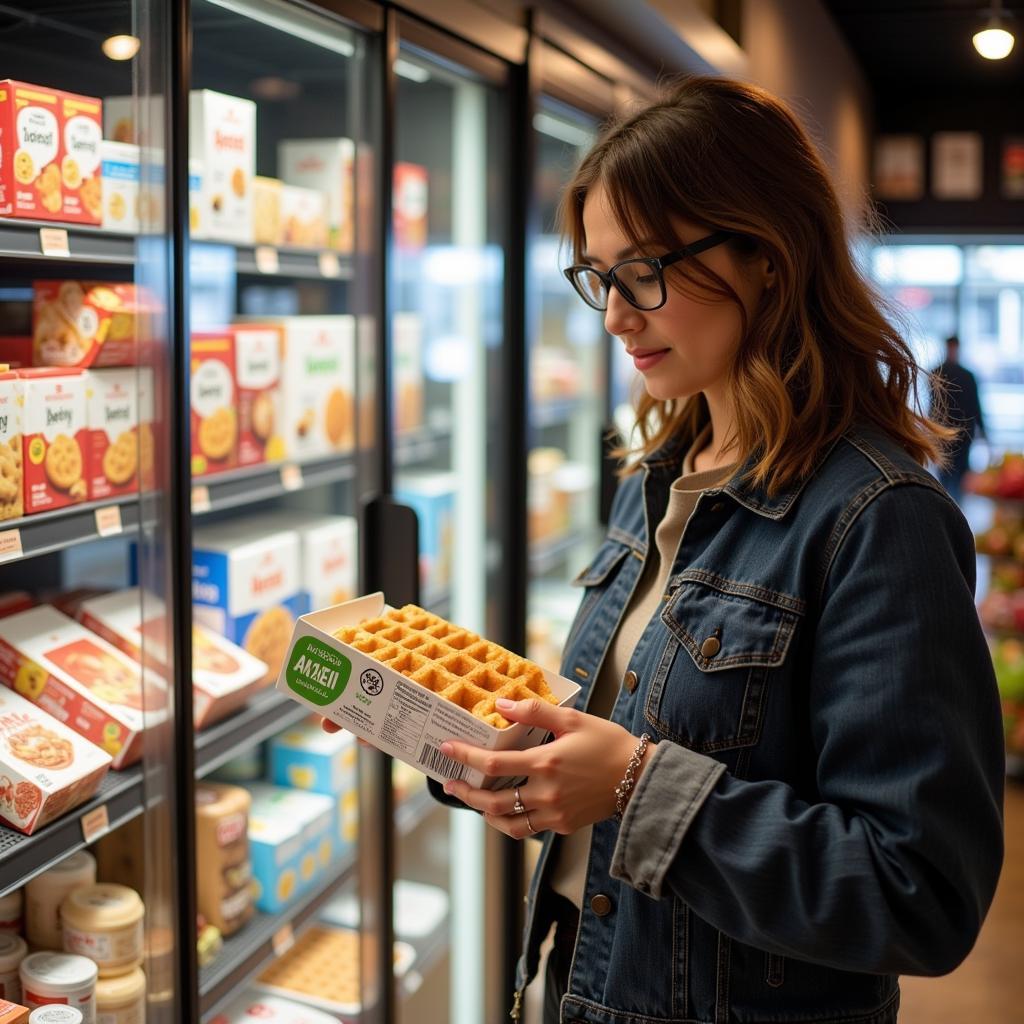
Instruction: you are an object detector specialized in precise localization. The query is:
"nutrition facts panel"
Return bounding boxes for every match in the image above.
[381,679,431,755]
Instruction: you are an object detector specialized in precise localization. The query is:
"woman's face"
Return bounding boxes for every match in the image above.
[580,183,771,403]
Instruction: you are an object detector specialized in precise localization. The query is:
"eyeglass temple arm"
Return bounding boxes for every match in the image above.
[658,230,735,269]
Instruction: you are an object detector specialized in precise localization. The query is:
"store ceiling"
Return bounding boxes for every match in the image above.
[823,0,1024,91]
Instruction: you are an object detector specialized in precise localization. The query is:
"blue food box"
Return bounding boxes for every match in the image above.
[247,784,336,913]
[394,472,456,599]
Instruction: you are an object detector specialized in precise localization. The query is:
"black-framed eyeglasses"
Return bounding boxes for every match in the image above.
[562,230,735,311]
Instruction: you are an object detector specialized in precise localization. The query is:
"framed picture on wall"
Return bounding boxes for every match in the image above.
[931,132,983,200]
[873,135,924,200]
[1002,137,1024,199]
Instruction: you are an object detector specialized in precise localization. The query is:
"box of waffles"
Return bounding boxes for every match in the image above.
[190,331,238,477]
[0,680,112,835]
[85,368,138,500]
[16,368,88,514]
[0,605,169,768]
[276,594,581,790]
[0,368,23,521]
[70,587,268,729]
[232,325,284,467]
[32,280,158,368]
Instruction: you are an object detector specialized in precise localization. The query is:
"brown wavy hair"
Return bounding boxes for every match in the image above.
[560,74,955,491]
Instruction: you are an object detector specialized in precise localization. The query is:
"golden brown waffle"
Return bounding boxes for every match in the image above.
[334,604,558,728]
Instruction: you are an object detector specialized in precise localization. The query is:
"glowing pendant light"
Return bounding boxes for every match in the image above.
[973,2,1015,60]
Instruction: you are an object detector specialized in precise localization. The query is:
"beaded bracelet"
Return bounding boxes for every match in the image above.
[614,732,651,821]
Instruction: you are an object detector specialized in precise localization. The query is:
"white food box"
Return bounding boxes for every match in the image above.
[74,587,269,730]
[100,140,139,233]
[189,90,256,244]
[208,990,341,1024]
[280,185,327,249]
[276,593,581,790]
[0,685,112,835]
[277,137,354,252]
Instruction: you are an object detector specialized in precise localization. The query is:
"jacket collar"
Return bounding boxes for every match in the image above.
[641,428,843,521]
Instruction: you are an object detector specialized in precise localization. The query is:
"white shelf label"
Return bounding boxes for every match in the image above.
[81,804,110,843]
[0,529,23,563]
[94,505,123,537]
[272,923,295,957]
[318,251,341,278]
[280,464,303,491]
[191,485,211,514]
[255,246,280,274]
[39,227,70,258]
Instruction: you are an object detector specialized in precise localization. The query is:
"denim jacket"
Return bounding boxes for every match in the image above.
[506,422,1004,1024]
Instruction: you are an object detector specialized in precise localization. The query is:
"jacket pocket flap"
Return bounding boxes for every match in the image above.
[661,576,801,671]
[571,540,632,587]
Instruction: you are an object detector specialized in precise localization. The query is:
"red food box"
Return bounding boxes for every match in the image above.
[17,368,89,514]
[0,684,111,835]
[191,332,238,477]
[233,325,284,467]
[0,605,170,769]
[86,368,139,501]
[0,80,101,224]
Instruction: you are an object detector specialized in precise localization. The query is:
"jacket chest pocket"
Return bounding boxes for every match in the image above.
[644,572,803,753]
[561,539,635,656]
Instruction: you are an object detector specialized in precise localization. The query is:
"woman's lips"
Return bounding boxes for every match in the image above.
[629,348,670,371]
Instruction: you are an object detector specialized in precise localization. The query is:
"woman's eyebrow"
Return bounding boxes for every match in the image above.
[580,239,659,264]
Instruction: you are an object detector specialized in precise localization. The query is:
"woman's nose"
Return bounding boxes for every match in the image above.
[603,284,643,337]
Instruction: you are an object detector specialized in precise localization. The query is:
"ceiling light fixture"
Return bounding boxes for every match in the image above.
[973,2,1015,60]
[102,34,141,61]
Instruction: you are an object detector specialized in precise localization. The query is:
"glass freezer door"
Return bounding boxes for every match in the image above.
[390,35,509,1024]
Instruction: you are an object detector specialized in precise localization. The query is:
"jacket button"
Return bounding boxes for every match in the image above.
[623,670,638,694]
[590,893,612,916]
[701,635,721,658]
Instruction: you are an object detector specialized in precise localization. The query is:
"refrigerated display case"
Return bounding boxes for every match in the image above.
[388,20,512,1024]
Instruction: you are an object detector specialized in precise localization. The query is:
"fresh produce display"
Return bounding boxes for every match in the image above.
[965,452,1024,502]
[993,638,1024,755]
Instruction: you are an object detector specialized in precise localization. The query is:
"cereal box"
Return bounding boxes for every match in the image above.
[73,587,269,730]
[247,785,335,913]
[190,332,237,477]
[278,138,354,252]
[233,326,283,467]
[189,90,256,245]
[250,512,357,611]
[0,605,169,769]
[60,90,103,224]
[0,686,111,836]
[0,1000,28,1024]
[192,523,308,683]
[252,176,282,246]
[33,281,156,368]
[0,81,101,225]
[280,185,327,249]
[18,369,88,514]
[100,140,139,233]
[137,365,157,491]
[85,368,138,500]
[238,316,354,461]
[393,161,428,249]
[0,370,23,521]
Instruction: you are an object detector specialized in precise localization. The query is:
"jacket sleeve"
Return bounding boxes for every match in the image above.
[610,482,1005,976]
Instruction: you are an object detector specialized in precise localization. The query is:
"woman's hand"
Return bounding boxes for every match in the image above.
[438,697,656,840]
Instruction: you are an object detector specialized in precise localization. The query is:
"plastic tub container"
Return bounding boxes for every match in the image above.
[26,851,96,950]
[30,1009,85,1024]
[95,967,145,1024]
[0,932,27,1003]
[61,886,144,977]
[19,952,96,1023]
[0,889,22,933]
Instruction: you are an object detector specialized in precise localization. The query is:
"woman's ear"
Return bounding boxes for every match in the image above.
[762,256,776,289]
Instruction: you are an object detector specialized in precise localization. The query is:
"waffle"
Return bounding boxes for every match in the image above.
[334,604,558,728]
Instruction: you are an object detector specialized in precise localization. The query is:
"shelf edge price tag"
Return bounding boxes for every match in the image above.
[318,250,341,278]
[281,463,303,492]
[272,924,295,957]
[81,804,110,843]
[0,529,23,563]
[39,227,70,258]
[94,505,123,538]
[191,485,211,514]
[255,246,279,274]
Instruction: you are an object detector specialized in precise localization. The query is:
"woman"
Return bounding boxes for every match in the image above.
[434,76,1004,1023]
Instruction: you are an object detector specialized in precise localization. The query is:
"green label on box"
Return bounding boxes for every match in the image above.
[286,636,352,706]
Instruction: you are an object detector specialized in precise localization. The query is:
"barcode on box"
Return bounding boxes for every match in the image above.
[419,743,468,781]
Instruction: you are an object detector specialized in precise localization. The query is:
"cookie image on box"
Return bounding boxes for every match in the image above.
[103,431,138,486]
[325,387,353,449]
[0,437,23,522]
[245,606,294,680]
[44,434,83,492]
[199,406,236,462]
[14,148,35,184]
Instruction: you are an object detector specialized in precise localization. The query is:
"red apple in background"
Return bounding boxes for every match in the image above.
[982,526,1012,557]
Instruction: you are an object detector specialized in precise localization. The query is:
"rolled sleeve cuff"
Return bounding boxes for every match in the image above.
[609,741,725,899]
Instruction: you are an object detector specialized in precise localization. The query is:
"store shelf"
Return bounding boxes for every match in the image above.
[400,914,451,1000]
[0,764,145,898]
[0,494,140,567]
[199,854,357,1018]
[0,218,136,266]
[529,530,587,576]
[234,245,354,280]
[394,424,453,468]
[192,455,357,517]
[195,688,311,779]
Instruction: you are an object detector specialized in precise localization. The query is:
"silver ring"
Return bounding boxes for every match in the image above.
[523,809,537,834]
[512,785,526,816]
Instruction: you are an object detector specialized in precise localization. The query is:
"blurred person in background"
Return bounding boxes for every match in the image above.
[930,334,988,503]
